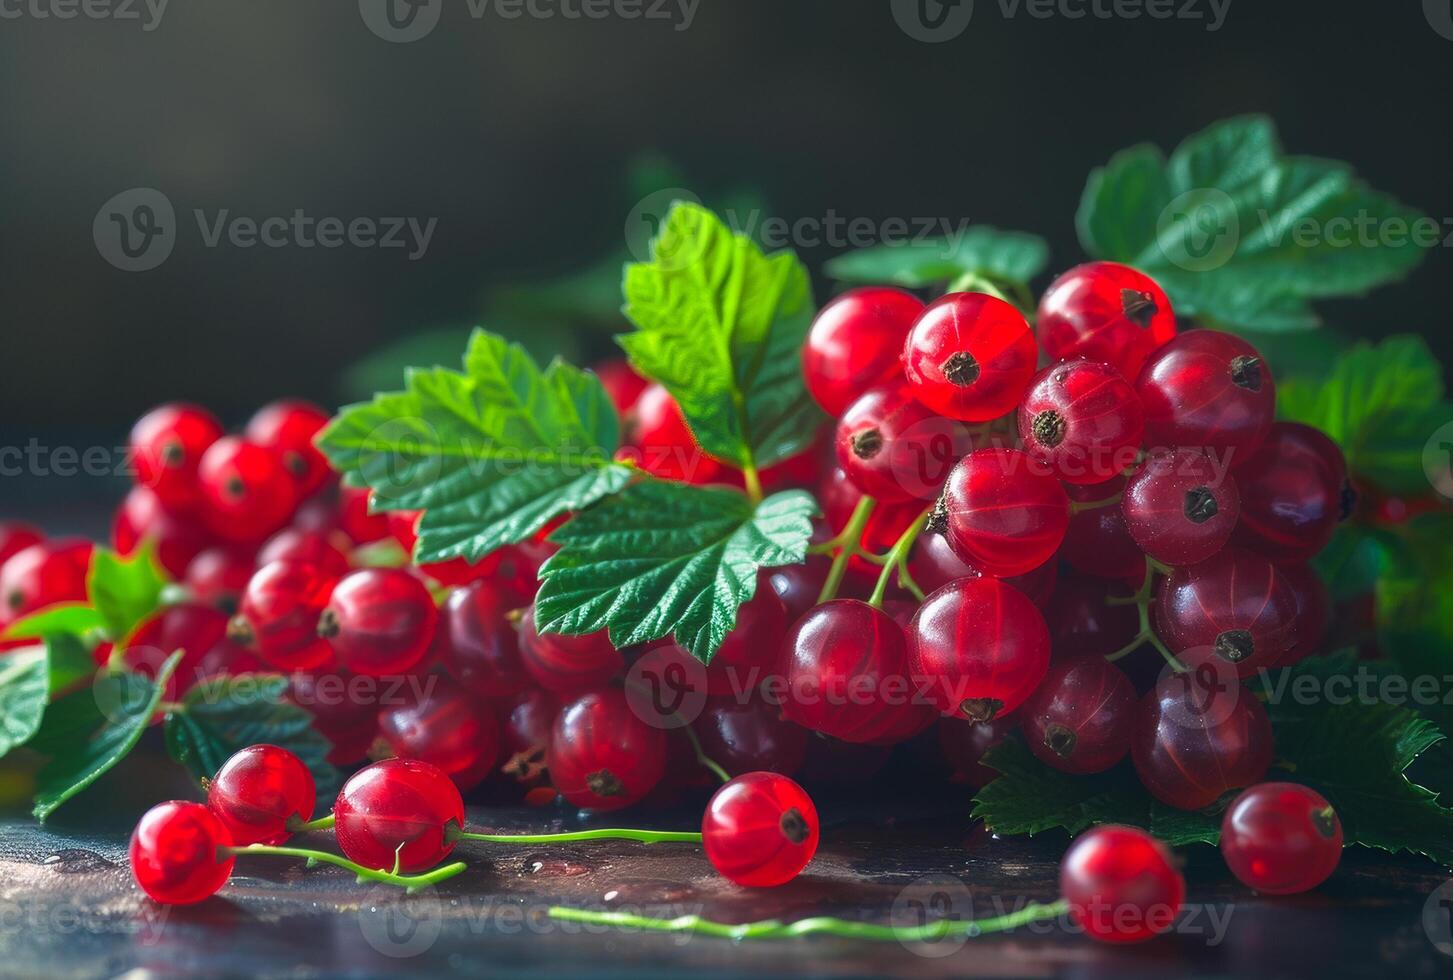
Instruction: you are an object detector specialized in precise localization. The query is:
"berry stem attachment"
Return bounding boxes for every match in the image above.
[1069,491,1124,515]
[1101,565,1186,672]
[740,460,764,505]
[683,722,732,785]
[290,813,337,833]
[229,844,467,892]
[868,506,933,608]
[815,496,877,604]
[449,828,702,845]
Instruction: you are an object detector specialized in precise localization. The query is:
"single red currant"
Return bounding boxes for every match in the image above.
[593,358,650,416]
[206,744,317,846]
[1220,782,1343,894]
[835,383,970,503]
[184,546,256,614]
[230,560,336,671]
[935,449,1070,578]
[902,292,1038,421]
[318,567,438,677]
[130,800,235,905]
[802,286,924,416]
[1277,563,1331,666]
[702,772,819,887]
[337,485,390,544]
[437,581,528,698]
[1037,262,1177,382]
[1154,548,1299,677]
[547,688,667,810]
[517,604,623,694]
[630,383,721,484]
[334,758,465,873]
[257,528,351,579]
[1058,825,1184,944]
[1046,575,1141,660]
[1136,330,1275,464]
[695,699,809,778]
[378,677,501,790]
[129,403,224,514]
[245,399,333,498]
[1021,658,1138,774]
[0,522,43,566]
[1122,450,1240,566]
[1232,422,1348,562]
[908,532,1058,608]
[123,603,242,698]
[112,485,213,577]
[500,687,558,784]
[768,555,839,623]
[938,715,1012,786]
[1018,359,1144,484]
[0,538,93,628]
[198,437,299,544]
[287,671,380,765]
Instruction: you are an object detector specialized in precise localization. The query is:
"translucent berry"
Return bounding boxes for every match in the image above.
[702,772,819,887]
[593,358,650,416]
[694,699,809,778]
[1058,825,1184,944]
[1021,658,1137,774]
[123,603,242,698]
[0,538,93,629]
[198,437,299,544]
[630,383,720,484]
[768,555,838,623]
[1122,450,1240,566]
[802,286,924,416]
[206,744,317,846]
[287,671,379,765]
[0,522,43,566]
[700,575,788,696]
[337,485,390,544]
[1155,548,1299,677]
[245,400,332,498]
[1136,330,1275,464]
[438,581,528,698]
[378,677,500,790]
[835,383,969,503]
[909,532,1058,608]
[517,605,623,694]
[129,403,224,514]
[183,547,256,615]
[547,688,667,810]
[1037,262,1177,382]
[1018,359,1144,484]
[334,758,464,873]
[1232,422,1348,562]
[257,528,351,579]
[318,567,438,677]
[935,449,1070,578]
[385,507,494,587]
[130,801,235,905]
[112,485,212,577]
[1220,782,1343,894]
[902,292,1038,421]
[230,560,336,671]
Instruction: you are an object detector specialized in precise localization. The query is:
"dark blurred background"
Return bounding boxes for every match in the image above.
[2,0,1450,525]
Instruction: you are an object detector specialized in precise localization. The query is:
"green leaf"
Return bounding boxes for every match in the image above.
[620,202,823,469]
[0,647,49,757]
[1,603,106,643]
[28,653,180,822]
[1078,115,1431,332]
[823,226,1049,290]
[535,483,816,662]
[164,673,340,797]
[319,329,635,564]
[88,544,167,642]
[969,737,1149,837]
[45,634,96,696]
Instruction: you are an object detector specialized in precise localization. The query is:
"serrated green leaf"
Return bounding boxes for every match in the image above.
[823,226,1049,289]
[1,603,107,643]
[969,737,1148,837]
[0,646,49,757]
[620,202,823,469]
[535,483,816,662]
[88,544,167,642]
[319,329,635,564]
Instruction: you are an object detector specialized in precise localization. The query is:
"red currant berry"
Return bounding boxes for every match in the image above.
[1232,422,1348,562]
[935,449,1070,578]
[593,358,650,416]
[230,560,336,671]
[378,677,501,790]
[500,688,558,784]
[1136,330,1275,464]
[547,688,667,810]
[909,532,1058,608]
[802,286,924,416]
[245,399,332,498]
[695,699,809,778]
[903,292,1038,421]
[1122,450,1240,566]
[1277,563,1330,666]
[1021,658,1137,774]
[198,437,299,544]
[290,491,341,537]
[1060,478,1146,582]
[630,383,721,484]
[939,715,1011,786]
[0,538,93,628]
[437,581,528,698]
[1018,359,1144,484]
[1058,825,1184,944]
[1220,782,1343,894]
[334,758,464,873]
[123,603,241,698]
[1155,548,1299,677]
[185,546,256,614]
[337,485,389,544]
[1046,575,1141,660]
[518,605,623,694]
[702,772,819,887]
[206,744,316,846]
[257,528,351,579]
[112,485,213,577]
[835,384,969,503]
[768,555,838,623]
[130,800,235,905]
[318,568,438,677]
[384,507,494,587]
[700,574,788,696]
[907,577,1050,722]
[0,522,43,566]
[287,671,379,765]
[1037,262,1177,382]
[129,403,224,514]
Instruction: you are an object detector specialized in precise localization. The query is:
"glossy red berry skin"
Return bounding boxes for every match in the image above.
[130,801,235,905]
[779,599,916,743]
[768,555,838,623]
[184,546,256,614]
[1046,576,1141,660]
[112,485,213,577]
[385,507,495,587]
[1021,658,1138,774]
[902,292,1038,421]
[129,403,224,514]
[1136,330,1275,464]
[1018,359,1144,485]
[500,688,558,784]
[123,603,241,698]
[245,400,332,497]
[198,437,299,544]
[1221,782,1343,894]
[630,383,721,484]
[287,670,379,765]
[907,577,1051,722]
[0,522,43,566]
[909,532,1057,609]
[437,581,528,698]
[1232,422,1348,563]
[701,577,788,696]
[257,528,351,579]
[593,358,650,416]
[939,716,1012,786]
[378,678,500,790]
[702,772,819,887]
[1123,450,1240,566]
[547,688,667,811]
[206,744,316,846]
[1058,825,1184,944]
[334,758,465,873]
[802,286,924,416]
[232,560,337,671]
[1155,548,1299,677]
[0,538,93,629]
[694,699,809,778]
[937,449,1070,578]
[518,605,623,694]
[835,384,969,503]
[337,485,390,544]
[1132,669,1273,810]
[1278,563,1331,666]
[1037,263,1177,383]
[319,568,438,677]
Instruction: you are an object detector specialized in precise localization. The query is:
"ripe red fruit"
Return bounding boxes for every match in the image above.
[337,485,389,544]
[939,715,1011,786]
[0,522,43,566]
[245,399,332,497]
[1060,477,1146,582]
[500,688,558,784]
[1058,825,1184,944]
[319,568,438,677]
[593,358,650,416]
[902,292,1038,421]
[1018,359,1144,484]
[378,678,501,790]
[1037,262,1177,382]
[1232,422,1348,562]
[1136,330,1275,463]
[123,603,243,697]
[184,547,256,614]
[257,528,351,579]
[198,437,299,543]
[700,576,788,696]
[230,560,336,671]
[1122,450,1240,566]
[908,532,1057,608]
[517,605,623,694]
[835,384,969,503]
[384,507,494,587]
[112,485,213,577]
[287,671,380,765]
[130,801,235,905]
[694,699,809,778]
[547,688,667,810]
[935,449,1070,578]
[767,555,838,623]
[1020,658,1137,774]
[702,772,819,887]
[630,383,721,484]
[206,744,317,846]
[0,538,93,628]
[907,577,1051,722]
[802,286,924,416]
[1155,548,1300,677]
[437,581,528,698]
[1278,563,1331,666]
[129,403,224,514]
[334,758,464,873]
[1220,782,1343,894]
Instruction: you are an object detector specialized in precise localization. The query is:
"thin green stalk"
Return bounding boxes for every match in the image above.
[740,460,764,505]
[868,506,932,608]
[817,496,876,604]
[291,813,337,833]
[452,828,702,845]
[1070,491,1123,515]
[684,722,732,784]
[230,844,466,893]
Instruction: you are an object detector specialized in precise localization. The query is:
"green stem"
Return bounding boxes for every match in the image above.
[548,899,1069,941]
[740,460,764,505]
[817,496,876,604]
[290,813,336,833]
[683,723,732,784]
[229,844,466,893]
[1070,491,1123,515]
[452,828,702,845]
[868,506,932,608]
